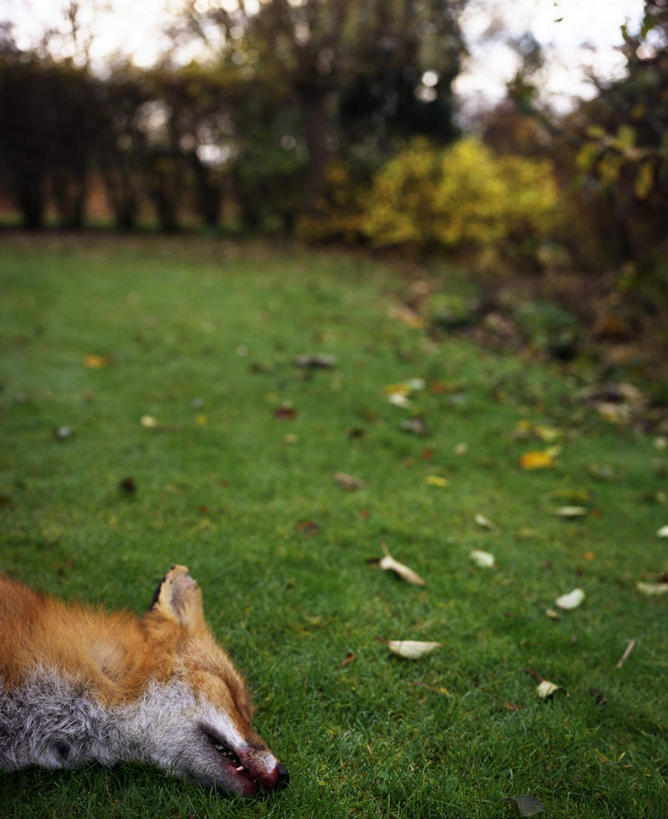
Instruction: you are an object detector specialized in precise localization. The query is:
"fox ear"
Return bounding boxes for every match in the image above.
[149,565,204,628]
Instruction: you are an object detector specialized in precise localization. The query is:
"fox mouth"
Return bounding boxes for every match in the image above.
[205,732,253,777]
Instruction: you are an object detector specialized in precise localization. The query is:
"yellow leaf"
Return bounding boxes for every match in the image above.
[426,475,448,487]
[84,354,106,369]
[195,414,207,425]
[519,451,555,470]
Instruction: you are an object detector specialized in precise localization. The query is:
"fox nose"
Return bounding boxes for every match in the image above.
[274,764,290,790]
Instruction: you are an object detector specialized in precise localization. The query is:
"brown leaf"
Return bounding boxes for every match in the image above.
[339,652,355,668]
[334,471,366,491]
[274,405,296,420]
[296,520,319,537]
[118,476,136,494]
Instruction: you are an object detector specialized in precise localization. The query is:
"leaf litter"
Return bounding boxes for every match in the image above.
[368,543,426,586]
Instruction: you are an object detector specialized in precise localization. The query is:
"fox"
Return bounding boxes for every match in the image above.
[0,565,289,797]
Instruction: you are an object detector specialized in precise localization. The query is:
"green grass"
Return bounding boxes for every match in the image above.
[0,234,666,818]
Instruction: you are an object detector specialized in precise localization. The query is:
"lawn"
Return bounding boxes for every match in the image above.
[0,234,666,818]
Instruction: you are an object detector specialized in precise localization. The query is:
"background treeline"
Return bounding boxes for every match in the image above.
[0,0,666,277]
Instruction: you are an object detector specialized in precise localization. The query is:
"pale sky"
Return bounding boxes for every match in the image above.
[3,0,646,112]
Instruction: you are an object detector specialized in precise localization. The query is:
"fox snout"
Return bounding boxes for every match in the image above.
[198,723,289,796]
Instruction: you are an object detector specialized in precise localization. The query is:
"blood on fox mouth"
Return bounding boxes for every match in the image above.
[204,730,257,783]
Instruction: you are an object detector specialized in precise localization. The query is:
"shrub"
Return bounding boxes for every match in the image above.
[363,137,558,256]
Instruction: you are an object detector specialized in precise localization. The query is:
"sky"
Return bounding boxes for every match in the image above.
[3,0,646,113]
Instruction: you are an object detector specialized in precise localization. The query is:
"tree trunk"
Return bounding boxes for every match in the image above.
[300,87,332,214]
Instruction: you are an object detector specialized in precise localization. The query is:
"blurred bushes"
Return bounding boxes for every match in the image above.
[362,138,558,257]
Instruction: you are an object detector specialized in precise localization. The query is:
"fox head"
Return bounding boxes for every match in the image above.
[134,565,288,797]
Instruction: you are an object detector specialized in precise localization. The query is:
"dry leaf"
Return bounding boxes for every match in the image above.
[274,405,296,419]
[555,506,588,518]
[388,392,412,408]
[536,679,562,699]
[470,550,495,568]
[140,415,157,428]
[545,608,560,619]
[555,588,585,609]
[294,354,336,369]
[400,417,428,436]
[505,794,546,816]
[335,471,366,491]
[296,520,319,537]
[339,652,355,667]
[385,640,441,659]
[376,542,426,586]
[519,451,555,470]
[454,442,468,455]
[84,354,108,369]
[195,414,207,425]
[474,513,495,529]
[636,581,668,596]
[426,475,448,487]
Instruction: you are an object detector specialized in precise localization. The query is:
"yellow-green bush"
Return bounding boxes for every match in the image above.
[363,137,558,253]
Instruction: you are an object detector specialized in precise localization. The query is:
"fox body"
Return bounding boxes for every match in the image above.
[0,566,288,796]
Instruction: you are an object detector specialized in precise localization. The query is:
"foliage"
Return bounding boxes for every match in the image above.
[363,137,558,256]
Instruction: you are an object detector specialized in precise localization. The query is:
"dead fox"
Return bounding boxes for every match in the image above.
[0,565,288,797]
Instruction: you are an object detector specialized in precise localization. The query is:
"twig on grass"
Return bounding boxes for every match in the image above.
[616,638,636,669]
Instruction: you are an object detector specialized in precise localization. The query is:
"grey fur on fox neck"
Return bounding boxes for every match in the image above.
[0,669,195,772]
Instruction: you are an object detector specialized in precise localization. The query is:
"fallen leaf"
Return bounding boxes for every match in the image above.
[388,392,412,408]
[274,405,296,419]
[555,506,588,518]
[335,471,366,491]
[545,608,560,619]
[339,652,355,667]
[384,640,441,659]
[388,303,424,328]
[83,354,107,369]
[52,426,73,440]
[140,415,157,428]
[454,441,468,455]
[284,433,299,444]
[555,588,585,609]
[505,794,546,816]
[657,525,668,538]
[536,680,562,699]
[195,414,207,425]
[118,476,136,494]
[584,551,596,561]
[296,520,319,537]
[426,475,448,487]
[519,451,555,470]
[293,353,337,369]
[400,417,428,436]
[636,581,668,596]
[470,550,495,568]
[474,513,495,529]
[373,542,426,586]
